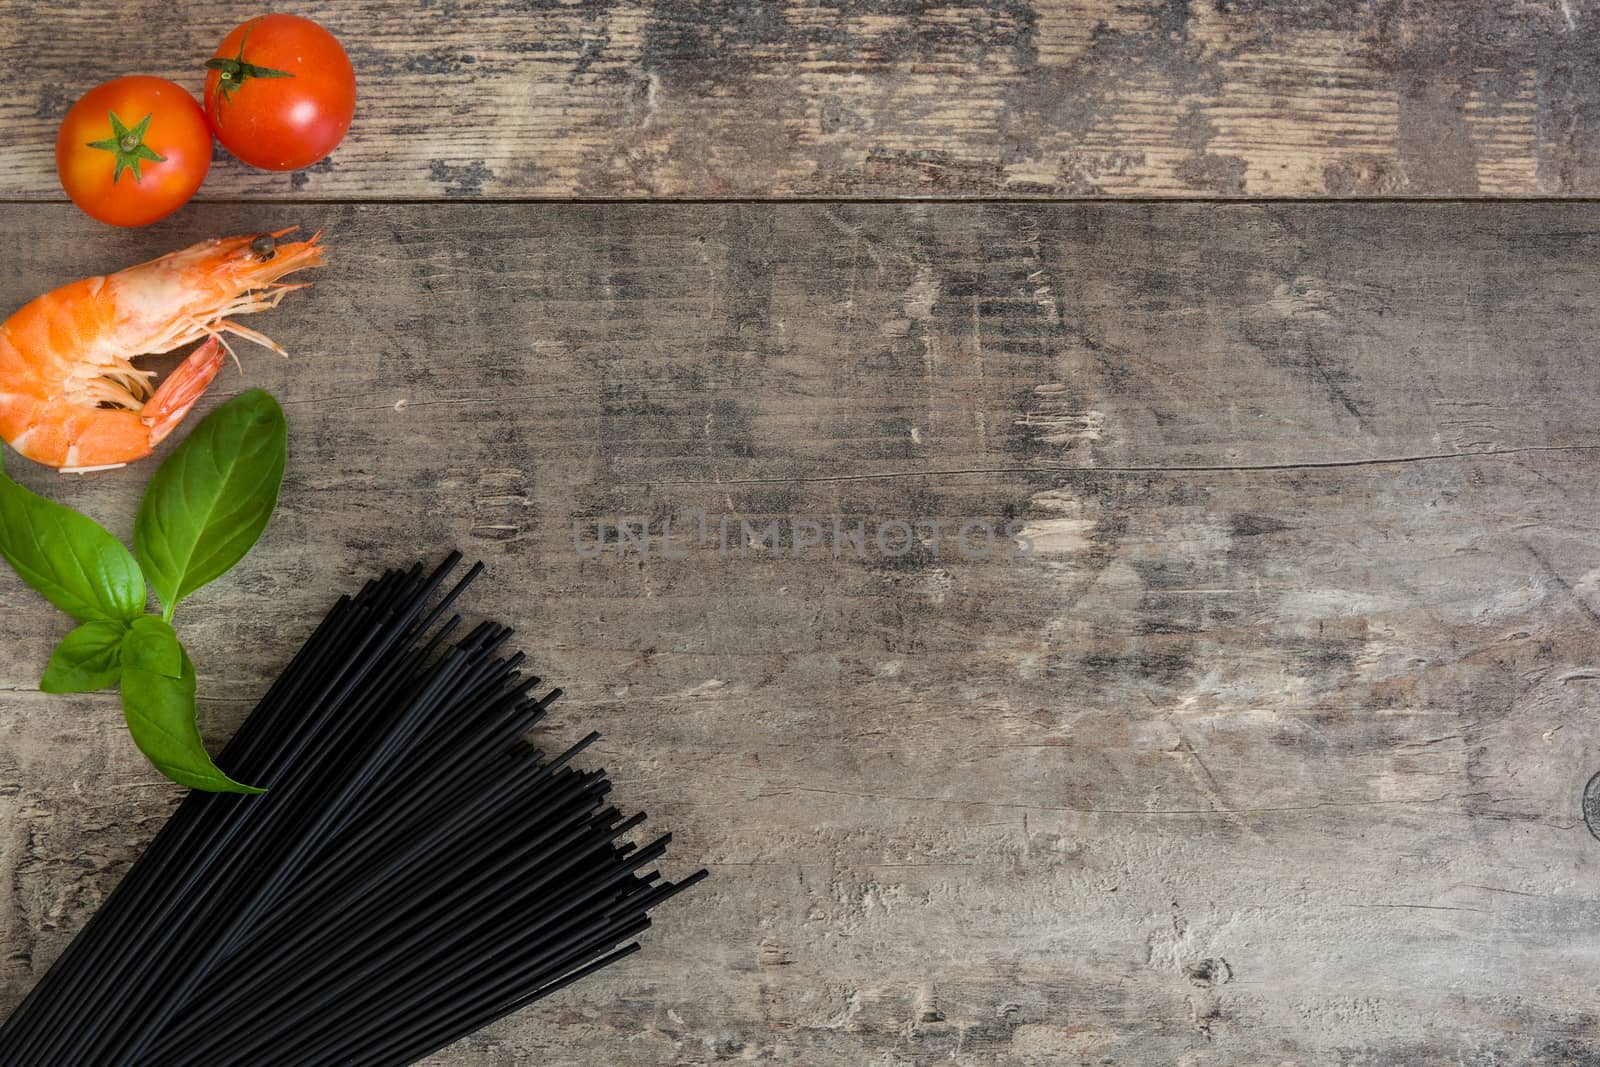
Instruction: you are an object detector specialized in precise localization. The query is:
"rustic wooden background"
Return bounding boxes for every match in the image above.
[4,3,1600,1067]
[4,0,1600,199]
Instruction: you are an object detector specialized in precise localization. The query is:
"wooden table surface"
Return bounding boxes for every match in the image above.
[3,5,1600,1067]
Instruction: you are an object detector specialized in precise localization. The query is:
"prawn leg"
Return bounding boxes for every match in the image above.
[142,338,227,444]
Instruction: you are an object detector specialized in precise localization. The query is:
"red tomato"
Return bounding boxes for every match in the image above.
[204,15,356,171]
[55,77,211,228]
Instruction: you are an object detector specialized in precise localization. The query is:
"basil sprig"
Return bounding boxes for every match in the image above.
[0,390,287,794]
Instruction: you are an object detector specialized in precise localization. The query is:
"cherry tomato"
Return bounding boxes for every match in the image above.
[204,15,356,171]
[55,76,211,228]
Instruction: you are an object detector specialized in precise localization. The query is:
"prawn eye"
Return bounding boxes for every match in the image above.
[250,234,277,261]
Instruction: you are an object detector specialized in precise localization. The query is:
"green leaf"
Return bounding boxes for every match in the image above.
[40,619,129,694]
[119,624,263,794]
[122,615,184,677]
[0,453,146,623]
[135,390,287,620]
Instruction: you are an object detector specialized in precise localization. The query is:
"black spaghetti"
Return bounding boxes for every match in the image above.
[0,554,706,1066]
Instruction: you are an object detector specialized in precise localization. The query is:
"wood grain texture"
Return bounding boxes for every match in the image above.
[0,203,1597,1063]
[4,0,1600,199]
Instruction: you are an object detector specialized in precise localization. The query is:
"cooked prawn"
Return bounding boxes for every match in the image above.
[0,229,324,472]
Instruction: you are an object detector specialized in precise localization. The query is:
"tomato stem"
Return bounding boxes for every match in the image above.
[206,18,293,106]
[86,111,166,184]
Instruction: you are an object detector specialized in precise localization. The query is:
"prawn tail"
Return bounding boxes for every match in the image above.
[142,337,227,446]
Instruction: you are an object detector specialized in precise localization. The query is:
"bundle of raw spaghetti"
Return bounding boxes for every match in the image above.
[0,554,704,1066]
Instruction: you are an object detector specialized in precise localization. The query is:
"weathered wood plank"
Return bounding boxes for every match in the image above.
[2,1,1598,200]
[2,203,1600,1063]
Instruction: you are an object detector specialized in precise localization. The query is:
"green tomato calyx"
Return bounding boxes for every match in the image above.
[206,19,293,105]
[86,111,166,184]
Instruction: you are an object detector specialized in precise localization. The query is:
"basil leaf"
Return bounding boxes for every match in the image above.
[135,390,287,620]
[0,453,146,623]
[40,619,129,694]
[122,615,184,677]
[119,622,263,794]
